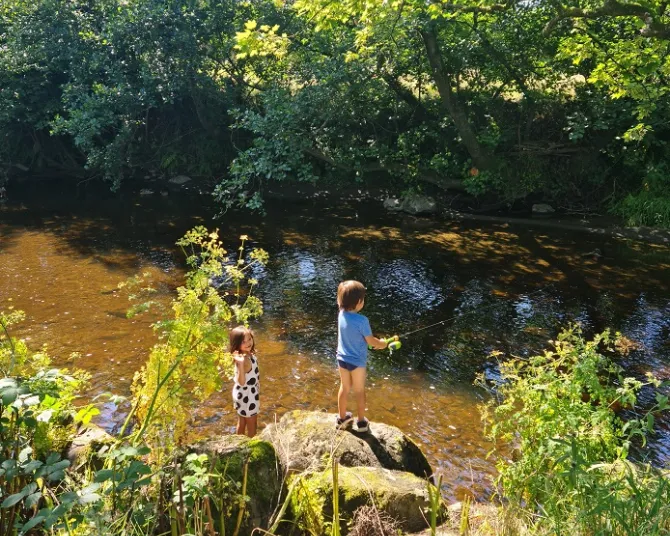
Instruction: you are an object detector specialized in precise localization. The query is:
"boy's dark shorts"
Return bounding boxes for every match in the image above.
[337,360,359,371]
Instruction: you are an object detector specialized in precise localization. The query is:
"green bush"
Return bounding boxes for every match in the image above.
[481,326,670,535]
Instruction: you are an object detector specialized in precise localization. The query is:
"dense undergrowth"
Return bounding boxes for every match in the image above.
[2,1,670,226]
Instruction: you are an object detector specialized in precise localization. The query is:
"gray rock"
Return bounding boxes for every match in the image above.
[532,203,555,215]
[383,197,402,211]
[261,410,432,479]
[66,424,115,470]
[291,466,447,534]
[385,193,438,215]
[401,193,438,215]
[168,175,192,185]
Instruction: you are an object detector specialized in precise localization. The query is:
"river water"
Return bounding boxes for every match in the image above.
[1,181,669,501]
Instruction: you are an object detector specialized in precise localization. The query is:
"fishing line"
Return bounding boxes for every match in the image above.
[395,283,555,340]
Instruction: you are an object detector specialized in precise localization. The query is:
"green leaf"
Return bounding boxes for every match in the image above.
[19,514,46,532]
[24,492,42,509]
[93,469,116,482]
[74,406,100,426]
[2,492,25,509]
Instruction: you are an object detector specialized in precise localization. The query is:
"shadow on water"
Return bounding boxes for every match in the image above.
[1,178,670,501]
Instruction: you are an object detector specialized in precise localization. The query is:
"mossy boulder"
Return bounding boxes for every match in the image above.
[291,466,447,534]
[190,435,281,532]
[261,410,432,478]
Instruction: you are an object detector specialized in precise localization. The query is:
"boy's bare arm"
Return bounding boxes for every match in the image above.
[365,335,388,350]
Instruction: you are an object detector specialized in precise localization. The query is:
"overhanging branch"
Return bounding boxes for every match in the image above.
[543,0,670,39]
[303,146,466,190]
[427,1,509,14]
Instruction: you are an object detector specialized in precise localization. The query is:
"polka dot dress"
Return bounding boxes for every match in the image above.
[232,354,260,417]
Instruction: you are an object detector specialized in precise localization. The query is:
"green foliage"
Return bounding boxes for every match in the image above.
[291,474,328,536]
[0,0,267,184]
[614,165,670,227]
[128,227,268,456]
[481,326,670,534]
[3,0,670,221]
[0,308,101,535]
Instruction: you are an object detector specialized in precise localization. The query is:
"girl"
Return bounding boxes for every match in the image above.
[230,325,260,437]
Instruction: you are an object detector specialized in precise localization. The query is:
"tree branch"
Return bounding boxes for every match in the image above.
[543,0,670,39]
[303,146,466,190]
[428,1,509,14]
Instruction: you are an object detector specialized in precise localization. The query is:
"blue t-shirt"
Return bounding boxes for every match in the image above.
[336,310,372,368]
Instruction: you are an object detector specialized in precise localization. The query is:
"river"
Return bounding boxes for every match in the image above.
[1,179,669,501]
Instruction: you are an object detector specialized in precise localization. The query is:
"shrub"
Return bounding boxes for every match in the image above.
[481,326,670,534]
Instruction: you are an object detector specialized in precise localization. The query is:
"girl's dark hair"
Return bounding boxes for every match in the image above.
[229,325,255,354]
[337,280,366,311]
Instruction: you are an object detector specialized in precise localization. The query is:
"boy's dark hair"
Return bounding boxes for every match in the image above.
[229,325,255,354]
[337,280,366,311]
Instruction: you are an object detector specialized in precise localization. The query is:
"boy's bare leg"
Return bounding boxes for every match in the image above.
[351,367,367,422]
[247,415,258,437]
[338,367,352,419]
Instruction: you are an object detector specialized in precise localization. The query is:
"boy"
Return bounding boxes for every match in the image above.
[336,280,388,432]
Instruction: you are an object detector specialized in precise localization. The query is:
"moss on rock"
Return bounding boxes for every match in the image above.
[290,465,446,535]
[191,435,281,533]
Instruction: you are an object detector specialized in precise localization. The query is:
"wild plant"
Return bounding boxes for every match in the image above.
[0,308,101,535]
[481,325,670,534]
[124,227,268,456]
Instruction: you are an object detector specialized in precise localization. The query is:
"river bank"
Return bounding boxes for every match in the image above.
[262,180,670,245]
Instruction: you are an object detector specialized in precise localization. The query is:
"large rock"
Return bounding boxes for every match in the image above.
[291,466,447,534]
[401,193,438,215]
[168,175,191,185]
[384,194,438,215]
[532,203,555,215]
[261,410,432,479]
[190,435,281,532]
[66,424,115,470]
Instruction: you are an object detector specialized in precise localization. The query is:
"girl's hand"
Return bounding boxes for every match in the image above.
[233,352,246,367]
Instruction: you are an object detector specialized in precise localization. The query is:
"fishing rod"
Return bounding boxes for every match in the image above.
[377,283,555,353]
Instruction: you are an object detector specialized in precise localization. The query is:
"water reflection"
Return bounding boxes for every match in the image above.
[1,183,670,501]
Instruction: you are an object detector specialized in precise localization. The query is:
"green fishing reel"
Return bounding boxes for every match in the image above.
[369,336,402,352]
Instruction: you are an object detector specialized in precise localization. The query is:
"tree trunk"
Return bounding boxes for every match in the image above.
[420,26,498,171]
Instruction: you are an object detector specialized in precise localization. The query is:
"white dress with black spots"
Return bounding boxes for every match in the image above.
[232,354,260,417]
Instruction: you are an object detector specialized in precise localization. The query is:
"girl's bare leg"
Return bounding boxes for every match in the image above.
[236,417,246,435]
[247,415,258,437]
[350,367,367,422]
[338,367,353,419]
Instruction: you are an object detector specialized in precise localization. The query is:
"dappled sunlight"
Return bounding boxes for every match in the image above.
[340,226,406,242]
[281,230,319,248]
[414,228,531,263]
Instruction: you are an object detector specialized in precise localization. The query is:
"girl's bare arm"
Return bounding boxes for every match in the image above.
[233,353,246,384]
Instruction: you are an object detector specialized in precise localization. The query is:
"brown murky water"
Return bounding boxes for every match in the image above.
[1,180,670,501]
